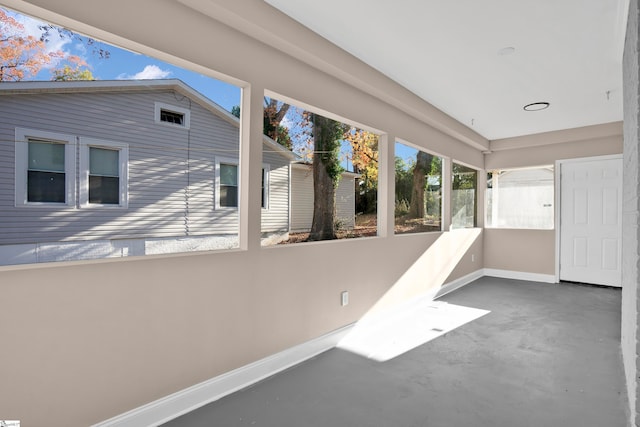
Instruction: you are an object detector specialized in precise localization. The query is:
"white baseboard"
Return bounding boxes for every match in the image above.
[93,267,555,427]
[435,269,484,299]
[483,268,557,283]
[92,324,354,427]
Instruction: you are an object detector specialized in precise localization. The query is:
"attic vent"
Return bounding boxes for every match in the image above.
[154,102,191,129]
[160,109,184,125]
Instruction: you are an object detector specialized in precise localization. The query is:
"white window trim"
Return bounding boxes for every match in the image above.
[15,127,77,208]
[214,157,270,210]
[262,164,270,210]
[79,137,129,208]
[451,161,479,229]
[215,156,239,210]
[154,102,191,129]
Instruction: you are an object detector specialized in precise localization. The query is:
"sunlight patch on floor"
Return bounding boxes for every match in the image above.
[338,228,485,361]
[338,298,489,362]
[363,228,482,318]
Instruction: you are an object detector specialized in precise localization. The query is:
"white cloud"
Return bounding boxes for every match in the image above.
[118,65,172,80]
[74,41,88,56]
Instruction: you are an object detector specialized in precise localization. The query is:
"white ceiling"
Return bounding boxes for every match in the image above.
[265,0,627,140]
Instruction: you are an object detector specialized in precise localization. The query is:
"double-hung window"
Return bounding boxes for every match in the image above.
[28,140,66,203]
[89,147,120,204]
[16,130,128,208]
[79,138,128,207]
[15,128,76,206]
[219,162,239,208]
[215,158,269,209]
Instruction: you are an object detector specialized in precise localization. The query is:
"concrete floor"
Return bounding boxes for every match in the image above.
[163,277,628,427]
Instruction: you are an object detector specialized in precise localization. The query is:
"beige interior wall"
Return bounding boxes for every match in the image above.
[483,123,623,276]
[484,229,555,274]
[486,127,622,171]
[442,233,484,282]
[2,2,622,425]
[0,1,486,426]
[3,235,462,426]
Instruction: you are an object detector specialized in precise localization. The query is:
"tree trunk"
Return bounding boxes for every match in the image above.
[408,151,432,218]
[308,115,339,241]
[263,98,290,143]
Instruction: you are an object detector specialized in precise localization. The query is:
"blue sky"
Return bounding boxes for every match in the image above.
[85,47,242,112]
[8,7,418,167]
[8,7,241,112]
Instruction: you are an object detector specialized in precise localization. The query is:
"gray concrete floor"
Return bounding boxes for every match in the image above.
[163,277,628,427]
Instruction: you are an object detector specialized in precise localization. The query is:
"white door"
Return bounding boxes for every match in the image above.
[559,157,622,287]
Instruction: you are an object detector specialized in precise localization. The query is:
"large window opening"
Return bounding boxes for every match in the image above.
[1,7,242,265]
[394,141,443,234]
[486,166,554,229]
[452,162,478,229]
[259,95,379,245]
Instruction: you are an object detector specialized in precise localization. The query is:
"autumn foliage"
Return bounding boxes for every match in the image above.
[343,128,377,215]
[263,97,292,149]
[0,7,90,82]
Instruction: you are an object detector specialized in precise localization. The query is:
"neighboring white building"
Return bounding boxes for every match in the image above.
[290,162,360,232]
[486,167,555,229]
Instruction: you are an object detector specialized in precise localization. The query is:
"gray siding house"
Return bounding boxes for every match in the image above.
[0,79,295,264]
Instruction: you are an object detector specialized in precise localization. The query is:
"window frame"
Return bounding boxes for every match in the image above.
[154,102,191,129]
[485,165,555,230]
[214,157,270,210]
[215,157,239,209]
[393,140,445,234]
[79,137,129,208]
[15,127,77,208]
[261,164,270,210]
[451,161,478,229]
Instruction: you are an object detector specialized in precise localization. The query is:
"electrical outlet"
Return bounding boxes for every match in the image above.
[341,291,349,306]
[471,254,475,262]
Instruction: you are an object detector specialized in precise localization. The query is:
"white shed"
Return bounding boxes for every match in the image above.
[290,163,360,232]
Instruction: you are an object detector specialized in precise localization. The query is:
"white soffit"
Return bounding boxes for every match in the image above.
[265,0,626,140]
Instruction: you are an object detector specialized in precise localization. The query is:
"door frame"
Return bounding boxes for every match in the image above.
[554,154,623,284]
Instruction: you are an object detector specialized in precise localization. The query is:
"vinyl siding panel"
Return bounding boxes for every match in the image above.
[290,166,314,232]
[261,151,290,233]
[0,89,290,246]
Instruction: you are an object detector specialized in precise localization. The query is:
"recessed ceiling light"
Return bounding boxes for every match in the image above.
[523,102,550,111]
[498,47,515,56]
